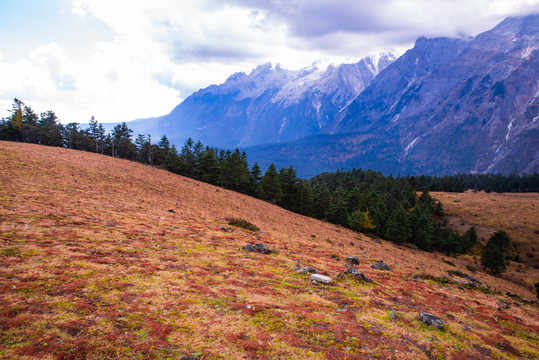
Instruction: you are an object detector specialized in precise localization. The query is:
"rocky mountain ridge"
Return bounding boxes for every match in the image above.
[246,14,539,176]
[129,53,395,148]
[129,14,538,177]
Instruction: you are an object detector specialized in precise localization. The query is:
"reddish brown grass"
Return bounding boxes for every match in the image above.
[0,141,537,360]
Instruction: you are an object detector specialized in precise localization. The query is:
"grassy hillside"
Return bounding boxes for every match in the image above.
[0,141,538,359]
[433,191,539,289]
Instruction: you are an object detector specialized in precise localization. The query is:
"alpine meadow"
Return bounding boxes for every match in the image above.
[1,2,538,360]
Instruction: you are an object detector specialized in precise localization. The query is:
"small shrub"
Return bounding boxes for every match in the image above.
[466,265,478,273]
[447,270,469,278]
[443,259,456,267]
[534,282,539,299]
[226,218,260,232]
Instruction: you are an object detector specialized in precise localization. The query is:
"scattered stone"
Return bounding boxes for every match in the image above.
[242,243,272,254]
[463,325,472,330]
[242,244,256,252]
[180,357,198,360]
[462,281,477,287]
[344,267,372,283]
[346,256,360,265]
[219,226,233,232]
[370,261,391,271]
[311,274,332,284]
[498,301,512,309]
[390,311,397,319]
[418,312,444,330]
[513,301,521,307]
[253,243,272,254]
[168,209,175,213]
[312,280,318,285]
[299,266,318,274]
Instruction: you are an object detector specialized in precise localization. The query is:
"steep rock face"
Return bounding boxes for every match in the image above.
[246,15,538,176]
[333,15,538,175]
[142,55,395,148]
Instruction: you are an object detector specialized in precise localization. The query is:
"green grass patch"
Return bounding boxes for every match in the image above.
[226,218,260,232]
[0,247,21,257]
[442,260,456,267]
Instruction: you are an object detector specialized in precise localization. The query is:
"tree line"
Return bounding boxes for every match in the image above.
[1,99,527,270]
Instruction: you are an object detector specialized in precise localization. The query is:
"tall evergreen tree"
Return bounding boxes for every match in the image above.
[260,163,282,204]
[111,122,136,159]
[461,226,478,252]
[219,149,251,192]
[199,147,220,185]
[278,166,301,212]
[384,205,411,244]
[312,181,331,220]
[297,180,314,216]
[38,111,64,147]
[411,205,434,250]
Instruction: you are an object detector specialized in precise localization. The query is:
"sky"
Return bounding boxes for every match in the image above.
[0,0,538,124]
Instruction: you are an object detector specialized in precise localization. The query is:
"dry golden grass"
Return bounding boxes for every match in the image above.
[1,141,538,359]
[432,191,539,289]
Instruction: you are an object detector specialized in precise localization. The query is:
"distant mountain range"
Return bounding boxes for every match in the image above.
[131,14,538,177]
[127,53,395,148]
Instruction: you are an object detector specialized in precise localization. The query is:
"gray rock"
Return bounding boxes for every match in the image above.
[346,256,360,265]
[242,242,272,254]
[418,312,444,330]
[344,267,372,283]
[253,243,272,254]
[242,244,256,252]
[390,311,397,319]
[219,226,233,232]
[465,275,481,284]
[370,261,391,271]
[180,357,198,360]
[311,274,332,283]
[299,266,318,274]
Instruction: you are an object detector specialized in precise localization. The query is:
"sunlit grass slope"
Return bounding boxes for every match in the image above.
[0,141,537,359]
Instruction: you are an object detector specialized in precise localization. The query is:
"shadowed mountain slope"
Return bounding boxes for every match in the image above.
[246,15,539,177]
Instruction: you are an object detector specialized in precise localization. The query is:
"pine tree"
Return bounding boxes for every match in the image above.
[278,166,301,212]
[348,209,376,233]
[486,230,510,251]
[411,205,434,250]
[313,181,331,220]
[461,226,478,252]
[180,138,196,177]
[481,247,506,274]
[111,123,136,159]
[384,205,411,244]
[250,163,262,196]
[219,149,251,192]
[199,147,221,185]
[328,186,349,225]
[260,163,282,204]
[38,111,64,147]
[297,181,314,216]
[163,146,182,174]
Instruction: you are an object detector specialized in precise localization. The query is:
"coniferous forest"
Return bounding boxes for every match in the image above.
[2,99,537,259]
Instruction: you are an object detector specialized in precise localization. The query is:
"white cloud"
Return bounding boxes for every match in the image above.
[1,0,537,124]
